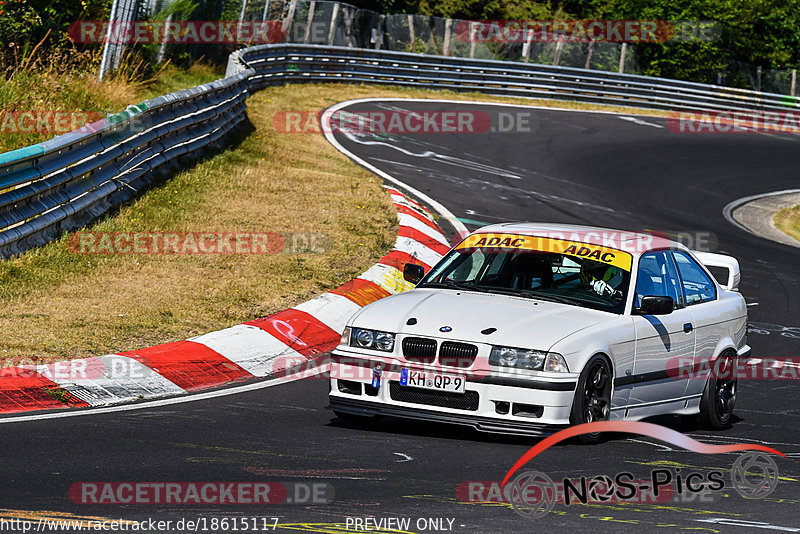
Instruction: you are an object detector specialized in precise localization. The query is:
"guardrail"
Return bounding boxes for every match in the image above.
[0,70,252,259]
[229,44,797,113]
[0,44,795,259]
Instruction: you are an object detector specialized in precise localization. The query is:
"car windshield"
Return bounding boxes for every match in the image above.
[419,234,633,314]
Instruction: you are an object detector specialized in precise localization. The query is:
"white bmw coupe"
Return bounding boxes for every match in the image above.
[327,223,749,442]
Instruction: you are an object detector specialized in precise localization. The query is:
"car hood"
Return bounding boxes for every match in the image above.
[351,289,613,351]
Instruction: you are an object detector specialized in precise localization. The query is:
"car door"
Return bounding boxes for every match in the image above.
[672,250,728,398]
[629,251,695,409]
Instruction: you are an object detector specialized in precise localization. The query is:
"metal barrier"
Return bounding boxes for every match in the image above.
[0,43,796,259]
[229,44,796,113]
[0,70,252,258]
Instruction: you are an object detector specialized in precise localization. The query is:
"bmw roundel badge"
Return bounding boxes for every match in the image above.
[439,326,452,332]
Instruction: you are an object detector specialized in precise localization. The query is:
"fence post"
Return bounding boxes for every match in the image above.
[443,18,452,56]
[98,0,121,80]
[342,5,354,47]
[756,65,762,92]
[157,13,172,63]
[521,29,532,62]
[469,22,476,58]
[328,2,340,45]
[792,69,797,97]
[237,0,250,44]
[238,0,248,25]
[408,14,415,52]
[283,0,296,36]
[114,0,138,70]
[303,1,316,43]
[618,42,627,73]
[584,40,594,69]
[374,14,384,50]
[553,40,563,66]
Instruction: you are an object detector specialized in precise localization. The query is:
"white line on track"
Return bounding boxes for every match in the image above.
[323,99,469,240]
[323,97,671,240]
[618,116,665,128]
[329,97,666,118]
[695,518,800,532]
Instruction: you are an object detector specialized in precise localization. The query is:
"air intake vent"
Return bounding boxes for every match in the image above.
[390,382,479,411]
[402,337,437,363]
[439,341,478,368]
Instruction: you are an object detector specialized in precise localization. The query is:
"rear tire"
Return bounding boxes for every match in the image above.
[699,352,737,430]
[570,355,613,444]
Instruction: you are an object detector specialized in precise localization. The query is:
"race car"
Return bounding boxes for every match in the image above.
[327,223,749,441]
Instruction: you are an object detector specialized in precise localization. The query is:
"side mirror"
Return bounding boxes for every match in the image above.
[403,263,425,285]
[639,295,674,315]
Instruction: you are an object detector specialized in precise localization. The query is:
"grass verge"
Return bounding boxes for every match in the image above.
[774,205,800,243]
[0,81,671,363]
[0,58,223,154]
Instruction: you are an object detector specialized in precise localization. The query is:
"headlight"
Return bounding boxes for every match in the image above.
[354,329,374,347]
[374,331,395,351]
[489,346,569,372]
[346,328,395,352]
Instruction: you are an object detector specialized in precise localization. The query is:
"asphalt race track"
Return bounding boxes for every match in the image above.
[3,100,800,533]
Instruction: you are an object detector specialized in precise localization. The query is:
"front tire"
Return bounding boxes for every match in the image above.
[570,355,612,444]
[699,352,737,430]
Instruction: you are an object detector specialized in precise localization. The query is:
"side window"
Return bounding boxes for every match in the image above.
[635,252,684,308]
[673,251,716,305]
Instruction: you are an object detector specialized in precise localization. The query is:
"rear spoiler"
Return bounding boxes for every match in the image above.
[692,251,741,291]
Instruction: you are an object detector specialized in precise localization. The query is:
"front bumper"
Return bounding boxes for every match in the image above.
[327,396,569,436]
[328,351,577,436]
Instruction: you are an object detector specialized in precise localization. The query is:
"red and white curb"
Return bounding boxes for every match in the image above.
[0,187,451,414]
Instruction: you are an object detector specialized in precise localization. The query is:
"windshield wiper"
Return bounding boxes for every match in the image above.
[421,281,489,292]
[518,291,586,307]
[456,282,490,293]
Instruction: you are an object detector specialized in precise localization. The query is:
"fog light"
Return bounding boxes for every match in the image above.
[494,401,510,415]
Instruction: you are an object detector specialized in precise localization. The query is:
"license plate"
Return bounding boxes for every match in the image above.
[400,368,465,393]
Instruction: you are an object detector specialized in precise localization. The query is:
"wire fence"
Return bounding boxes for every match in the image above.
[98,0,799,96]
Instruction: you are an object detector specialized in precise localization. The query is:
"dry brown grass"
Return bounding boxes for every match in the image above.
[774,205,800,244]
[0,52,223,154]
[0,81,669,363]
